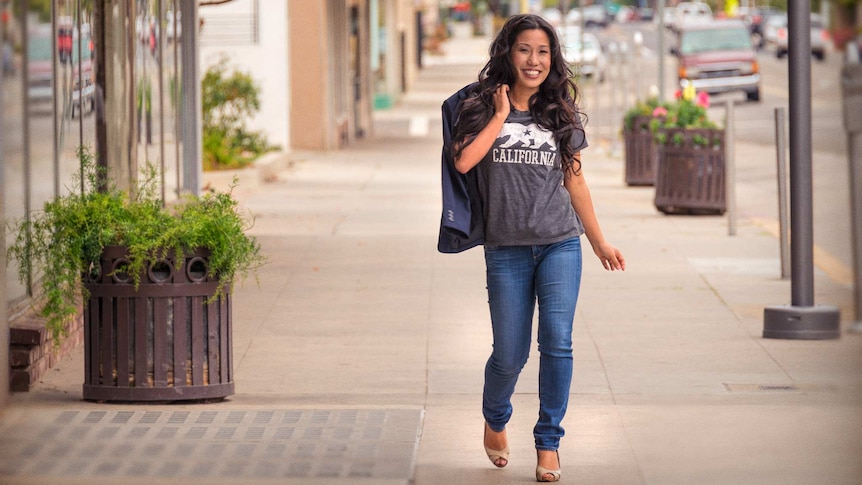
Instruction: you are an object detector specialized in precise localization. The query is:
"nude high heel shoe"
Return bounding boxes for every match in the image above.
[536,450,561,482]
[483,422,509,468]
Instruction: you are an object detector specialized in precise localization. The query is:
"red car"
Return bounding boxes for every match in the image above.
[673,20,761,102]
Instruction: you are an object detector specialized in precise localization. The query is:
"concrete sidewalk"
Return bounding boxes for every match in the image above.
[2,38,862,485]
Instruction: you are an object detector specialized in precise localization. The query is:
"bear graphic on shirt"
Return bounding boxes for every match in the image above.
[496,122,557,151]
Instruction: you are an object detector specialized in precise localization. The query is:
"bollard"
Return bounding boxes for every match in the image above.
[633,31,643,102]
[763,0,840,339]
[841,48,862,333]
[656,0,667,103]
[725,100,737,236]
[593,53,602,145]
[608,42,619,156]
[775,107,791,279]
[620,42,630,113]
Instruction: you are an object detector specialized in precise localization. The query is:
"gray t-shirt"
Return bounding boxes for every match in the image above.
[476,108,588,246]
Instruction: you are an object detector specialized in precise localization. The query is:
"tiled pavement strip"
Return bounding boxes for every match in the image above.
[0,408,422,484]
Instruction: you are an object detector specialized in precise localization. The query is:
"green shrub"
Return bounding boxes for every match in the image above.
[202,59,277,170]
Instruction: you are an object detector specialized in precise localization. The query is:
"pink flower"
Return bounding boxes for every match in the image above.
[695,91,710,108]
[652,106,668,117]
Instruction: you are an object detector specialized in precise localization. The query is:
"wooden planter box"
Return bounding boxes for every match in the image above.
[654,127,726,215]
[623,115,659,186]
[82,246,234,402]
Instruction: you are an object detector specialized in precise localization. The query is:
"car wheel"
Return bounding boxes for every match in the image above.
[746,88,760,102]
[776,49,786,59]
[813,50,825,61]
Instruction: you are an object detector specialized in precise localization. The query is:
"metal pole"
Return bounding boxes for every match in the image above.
[157,0,166,204]
[593,52,602,146]
[775,107,791,279]
[0,0,8,406]
[633,31,643,102]
[180,0,201,196]
[608,42,619,156]
[763,0,840,339]
[787,0,814,307]
[841,46,862,332]
[848,125,862,333]
[725,100,736,236]
[656,0,666,103]
[620,41,630,112]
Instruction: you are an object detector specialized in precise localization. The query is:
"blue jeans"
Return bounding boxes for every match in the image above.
[482,237,583,451]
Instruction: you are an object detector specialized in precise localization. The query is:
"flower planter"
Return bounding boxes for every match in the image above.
[654,127,726,215]
[82,246,234,402]
[623,115,659,186]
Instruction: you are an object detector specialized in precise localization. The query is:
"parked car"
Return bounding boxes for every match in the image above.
[671,2,713,32]
[558,27,606,82]
[763,12,828,61]
[27,27,54,113]
[565,5,610,28]
[69,32,95,118]
[636,8,656,22]
[673,20,760,102]
[735,6,781,48]
[540,7,563,26]
[615,6,635,23]
[656,6,677,28]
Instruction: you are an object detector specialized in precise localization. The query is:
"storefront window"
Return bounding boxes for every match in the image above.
[2,0,181,311]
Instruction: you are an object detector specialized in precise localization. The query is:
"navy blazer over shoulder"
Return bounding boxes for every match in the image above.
[438,82,485,253]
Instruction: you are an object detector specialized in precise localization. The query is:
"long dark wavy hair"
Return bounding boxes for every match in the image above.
[452,13,585,175]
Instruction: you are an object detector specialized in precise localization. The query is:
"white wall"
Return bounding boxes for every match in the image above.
[199,0,290,151]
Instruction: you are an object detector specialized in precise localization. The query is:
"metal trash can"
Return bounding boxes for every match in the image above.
[82,246,234,402]
[654,127,726,215]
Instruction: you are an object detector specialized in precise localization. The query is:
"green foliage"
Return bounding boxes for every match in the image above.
[202,59,276,171]
[6,147,265,343]
[666,97,717,130]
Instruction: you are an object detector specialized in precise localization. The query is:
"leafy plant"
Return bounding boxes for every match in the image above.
[650,87,720,147]
[202,58,276,170]
[6,146,265,343]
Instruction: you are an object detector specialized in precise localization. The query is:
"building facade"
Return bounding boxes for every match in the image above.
[1,0,425,404]
[197,0,424,151]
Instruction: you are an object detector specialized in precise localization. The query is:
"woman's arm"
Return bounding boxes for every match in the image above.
[564,161,626,271]
[454,84,510,174]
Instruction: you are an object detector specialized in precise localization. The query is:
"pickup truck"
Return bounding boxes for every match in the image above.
[673,20,761,102]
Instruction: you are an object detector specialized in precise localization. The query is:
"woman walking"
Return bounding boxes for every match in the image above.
[448,13,625,482]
